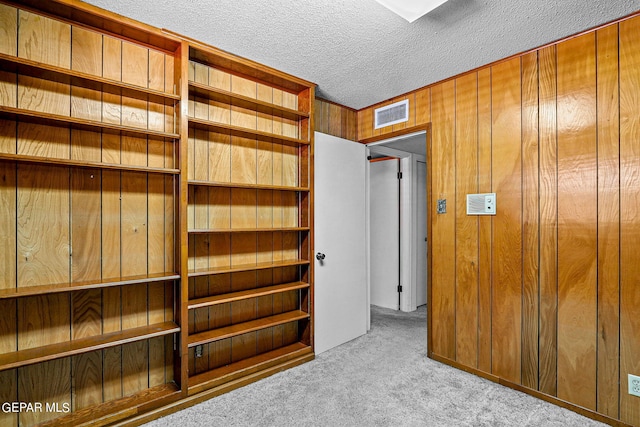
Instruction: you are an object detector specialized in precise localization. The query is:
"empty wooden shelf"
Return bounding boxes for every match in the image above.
[188,117,309,146]
[188,259,310,277]
[189,281,309,309]
[188,310,310,347]
[0,322,179,372]
[188,180,309,192]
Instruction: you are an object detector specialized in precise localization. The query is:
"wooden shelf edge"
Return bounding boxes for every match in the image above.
[188,281,309,309]
[188,227,309,234]
[38,383,181,427]
[0,106,180,139]
[188,117,309,146]
[0,153,179,175]
[0,321,180,371]
[187,180,309,192]
[188,81,309,119]
[0,272,180,299]
[188,310,309,347]
[0,53,181,101]
[188,342,312,395]
[188,259,310,277]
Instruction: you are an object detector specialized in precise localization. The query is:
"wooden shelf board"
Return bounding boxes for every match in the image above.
[189,81,309,120]
[188,117,308,146]
[38,383,181,427]
[188,281,309,309]
[0,106,180,139]
[188,342,312,396]
[0,321,180,372]
[188,310,309,347]
[188,259,310,277]
[0,272,180,299]
[0,53,180,101]
[188,227,309,234]
[188,180,309,192]
[0,153,180,175]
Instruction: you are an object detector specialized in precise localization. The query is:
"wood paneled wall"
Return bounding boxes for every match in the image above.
[358,14,640,427]
[314,98,357,141]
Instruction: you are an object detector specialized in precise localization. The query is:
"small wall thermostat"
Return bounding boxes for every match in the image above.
[466,193,496,215]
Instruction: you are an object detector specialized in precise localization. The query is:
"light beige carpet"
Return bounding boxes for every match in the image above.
[146,305,605,427]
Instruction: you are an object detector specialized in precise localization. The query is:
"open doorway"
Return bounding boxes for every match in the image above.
[366,130,428,325]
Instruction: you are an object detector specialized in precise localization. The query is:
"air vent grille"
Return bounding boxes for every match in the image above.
[374,99,409,129]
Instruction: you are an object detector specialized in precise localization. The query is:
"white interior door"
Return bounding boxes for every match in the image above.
[416,161,427,306]
[369,159,400,310]
[314,132,367,354]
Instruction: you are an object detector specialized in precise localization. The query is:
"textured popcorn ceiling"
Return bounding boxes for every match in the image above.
[84,0,638,110]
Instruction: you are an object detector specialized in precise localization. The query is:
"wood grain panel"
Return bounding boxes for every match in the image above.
[619,15,640,426]
[454,72,478,368]
[0,368,17,427]
[231,136,257,184]
[121,171,147,277]
[19,359,71,425]
[429,80,456,359]
[209,131,231,183]
[72,351,103,410]
[556,33,597,410]
[0,71,17,111]
[328,103,342,137]
[231,188,257,229]
[148,174,166,274]
[415,87,431,126]
[521,51,539,390]
[595,23,620,419]
[18,10,71,68]
[122,340,148,395]
[102,36,122,127]
[0,163,16,290]
[101,170,121,280]
[358,107,374,141]
[209,187,231,229]
[70,27,102,127]
[18,294,70,349]
[538,44,558,396]
[71,26,102,75]
[490,57,522,383]
[17,123,69,159]
[71,169,101,282]
[102,346,122,401]
[476,67,492,373]
[72,289,102,339]
[18,73,71,116]
[17,165,70,287]
[0,4,17,56]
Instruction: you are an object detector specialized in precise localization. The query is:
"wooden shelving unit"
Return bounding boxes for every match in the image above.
[0,1,184,426]
[0,1,315,425]
[182,39,315,396]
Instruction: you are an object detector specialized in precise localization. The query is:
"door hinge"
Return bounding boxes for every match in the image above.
[397,285,403,293]
[397,172,403,179]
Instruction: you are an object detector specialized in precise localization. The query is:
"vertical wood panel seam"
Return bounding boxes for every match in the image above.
[615,22,621,419]
[554,45,559,395]
[594,31,599,413]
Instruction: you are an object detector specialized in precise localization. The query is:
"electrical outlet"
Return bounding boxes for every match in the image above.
[629,374,640,397]
[195,345,203,358]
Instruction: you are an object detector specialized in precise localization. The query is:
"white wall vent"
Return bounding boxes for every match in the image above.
[467,193,496,215]
[374,99,409,129]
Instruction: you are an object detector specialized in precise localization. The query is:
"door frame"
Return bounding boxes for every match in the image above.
[362,125,432,320]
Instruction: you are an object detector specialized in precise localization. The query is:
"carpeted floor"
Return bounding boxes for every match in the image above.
[146,305,605,427]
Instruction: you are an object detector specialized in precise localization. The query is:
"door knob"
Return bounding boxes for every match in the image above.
[316,252,325,261]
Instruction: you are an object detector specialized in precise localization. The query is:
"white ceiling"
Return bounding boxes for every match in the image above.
[84,0,638,110]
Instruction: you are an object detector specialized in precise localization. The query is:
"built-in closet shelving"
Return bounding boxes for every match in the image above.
[180,39,315,396]
[0,0,316,425]
[0,1,183,425]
